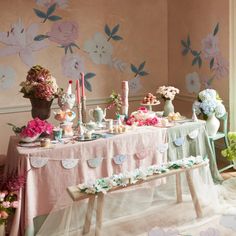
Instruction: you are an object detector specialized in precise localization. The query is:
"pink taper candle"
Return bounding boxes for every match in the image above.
[76,79,80,105]
[81,72,85,97]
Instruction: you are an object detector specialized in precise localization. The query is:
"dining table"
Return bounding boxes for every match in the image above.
[4,119,221,236]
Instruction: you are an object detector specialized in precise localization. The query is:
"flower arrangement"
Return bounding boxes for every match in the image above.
[0,173,26,226]
[156,86,180,100]
[20,117,53,138]
[221,132,236,161]
[106,90,122,113]
[192,89,226,118]
[126,107,159,126]
[20,65,60,101]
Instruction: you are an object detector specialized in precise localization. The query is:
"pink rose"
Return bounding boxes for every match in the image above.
[47,21,79,46]
[11,201,18,208]
[2,201,11,208]
[138,106,148,113]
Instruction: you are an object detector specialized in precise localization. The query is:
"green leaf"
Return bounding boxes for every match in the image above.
[70,42,80,49]
[139,71,149,76]
[33,8,47,18]
[84,79,92,92]
[111,35,123,40]
[69,45,73,53]
[198,57,202,68]
[47,3,57,16]
[182,48,189,55]
[213,23,219,36]
[104,24,111,36]
[191,50,198,56]
[34,34,49,41]
[138,61,146,71]
[181,40,188,48]
[192,57,198,66]
[210,57,215,69]
[85,73,96,79]
[65,46,68,54]
[187,35,191,47]
[111,24,120,35]
[131,64,138,74]
[48,15,62,21]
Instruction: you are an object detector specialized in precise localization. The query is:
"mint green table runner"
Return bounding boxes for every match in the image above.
[167,120,222,182]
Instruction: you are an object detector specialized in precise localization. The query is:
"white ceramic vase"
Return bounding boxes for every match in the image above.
[20,133,41,143]
[206,113,220,136]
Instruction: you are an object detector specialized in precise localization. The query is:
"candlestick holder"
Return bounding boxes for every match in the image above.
[81,96,87,123]
[77,103,82,125]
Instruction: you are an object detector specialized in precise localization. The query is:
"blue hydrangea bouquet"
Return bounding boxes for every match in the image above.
[192,89,226,118]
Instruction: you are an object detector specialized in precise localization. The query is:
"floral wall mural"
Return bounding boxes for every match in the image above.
[0,0,166,109]
[181,23,229,94]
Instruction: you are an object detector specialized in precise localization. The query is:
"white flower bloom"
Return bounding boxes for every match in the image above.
[0,65,16,90]
[62,53,84,79]
[185,72,201,94]
[83,32,113,65]
[0,19,48,67]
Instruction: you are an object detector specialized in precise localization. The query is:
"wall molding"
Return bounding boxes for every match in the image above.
[0,95,145,114]
[0,93,229,114]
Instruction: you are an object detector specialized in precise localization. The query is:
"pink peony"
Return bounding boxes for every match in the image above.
[47,21,79,46]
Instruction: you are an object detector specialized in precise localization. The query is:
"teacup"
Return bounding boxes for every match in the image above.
[53,128,63,140]
[86,121,97,131]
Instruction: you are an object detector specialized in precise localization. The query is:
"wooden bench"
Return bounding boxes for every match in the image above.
[67,161,207,236]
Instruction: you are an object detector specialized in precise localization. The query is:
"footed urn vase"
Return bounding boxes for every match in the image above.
[30,98,53,120]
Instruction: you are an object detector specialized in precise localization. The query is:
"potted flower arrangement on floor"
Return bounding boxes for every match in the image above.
[0,173,26,235]
[192,89,226,136]
[20,65,61,120]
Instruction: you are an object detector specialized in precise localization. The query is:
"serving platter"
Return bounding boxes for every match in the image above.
[75,133,103,142]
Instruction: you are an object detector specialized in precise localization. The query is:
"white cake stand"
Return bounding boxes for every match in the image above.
[140,102,160,111]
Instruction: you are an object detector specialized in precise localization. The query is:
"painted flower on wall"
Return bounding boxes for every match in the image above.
[0,65,16,90]
[35,0,69,9]
[62,53,84,79]
[83,32,113,65]
[47,21,79,53]
[128,76,142,95]
[201,34,219,60]
[185,72,201,94]
[0,19,48,67]
[212,53,229,79]
[181,23,229,90]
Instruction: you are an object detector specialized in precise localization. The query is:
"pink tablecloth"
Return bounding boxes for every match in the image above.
[5,126,167,236]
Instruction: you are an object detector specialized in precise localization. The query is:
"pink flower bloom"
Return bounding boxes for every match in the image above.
[47,21,79,47]
[0,192,7,201]
[212,54,229,79]
[0,211,8,219]
[11,201,18,208]
[138,106,148,113]
[201,34,219,60]
[2,201,10,208]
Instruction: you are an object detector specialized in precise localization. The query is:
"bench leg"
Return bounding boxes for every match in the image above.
[95,193,105,236]
[176,173,182,203]
[83,195,95,234]
[185,170,203,218]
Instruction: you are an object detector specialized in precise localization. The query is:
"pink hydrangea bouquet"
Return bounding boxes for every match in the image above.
[156,86,180,100]
[20,65,60,101]
[126,107,159,126]
[20,117,54,138]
